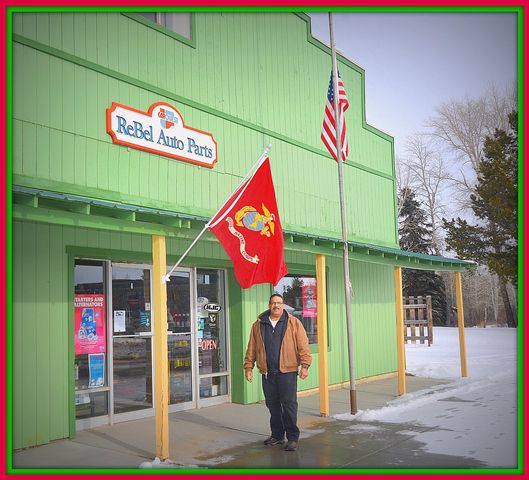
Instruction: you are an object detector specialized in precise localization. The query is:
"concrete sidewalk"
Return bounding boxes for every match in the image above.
[12,375,486,470]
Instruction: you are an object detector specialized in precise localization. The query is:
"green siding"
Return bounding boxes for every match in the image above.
[317,258,396,385]
[227,270,245,404]
[234,253,397,405]
[13,222,70,449]
[12,12,397,247]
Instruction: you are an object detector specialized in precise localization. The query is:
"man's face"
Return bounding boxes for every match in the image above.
[269,297,284,316]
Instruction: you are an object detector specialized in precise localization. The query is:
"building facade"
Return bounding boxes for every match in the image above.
[11,11,470,449]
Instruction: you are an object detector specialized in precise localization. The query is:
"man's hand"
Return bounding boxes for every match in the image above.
[245,370,253,383]
[299,367,309,380]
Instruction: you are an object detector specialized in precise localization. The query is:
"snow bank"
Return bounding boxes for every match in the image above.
[334,327,518,467]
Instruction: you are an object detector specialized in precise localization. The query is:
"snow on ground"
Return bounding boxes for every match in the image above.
[335,327,518,467]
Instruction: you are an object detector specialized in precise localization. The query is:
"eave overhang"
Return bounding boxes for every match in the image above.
[12,185,476,272]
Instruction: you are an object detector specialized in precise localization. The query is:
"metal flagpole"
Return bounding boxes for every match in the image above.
[163,144,272,283]
[329,12,358,414]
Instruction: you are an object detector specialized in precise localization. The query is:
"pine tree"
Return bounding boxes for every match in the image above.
[444,111,518,327]
[399,188,447,325]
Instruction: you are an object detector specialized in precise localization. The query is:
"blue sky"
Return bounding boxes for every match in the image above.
[308,12,518,157]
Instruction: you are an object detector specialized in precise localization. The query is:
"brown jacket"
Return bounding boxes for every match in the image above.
[244,311,312,374]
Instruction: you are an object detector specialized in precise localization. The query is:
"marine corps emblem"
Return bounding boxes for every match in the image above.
[224,203,277,264]
[234,204,276,237]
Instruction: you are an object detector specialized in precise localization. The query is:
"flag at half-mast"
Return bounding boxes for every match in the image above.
[208,158,288,288]
[321,71,349,162]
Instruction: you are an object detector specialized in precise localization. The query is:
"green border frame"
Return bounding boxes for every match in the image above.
[5,1,13,473]
[6,5,524,476]
[516,7,525,475]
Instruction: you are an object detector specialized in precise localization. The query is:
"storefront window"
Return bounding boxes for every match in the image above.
[274,276,318,344]
[197,269,227,377]
[112,338,153,413]
[197,269,229,399]
[199,376,228,398]
[137,12,192,40]
[111,267,152,336]
[74,260,109,419]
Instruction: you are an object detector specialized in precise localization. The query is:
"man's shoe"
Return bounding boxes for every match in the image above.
[264,436,284,446]
[284,440,298,451]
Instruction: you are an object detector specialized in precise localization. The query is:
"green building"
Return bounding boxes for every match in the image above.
[10,11,472,449]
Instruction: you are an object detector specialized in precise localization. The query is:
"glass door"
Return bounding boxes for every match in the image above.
[166,269,195,411]
[196,268,229,406]
[108,263,228,418]
[111,264,154,419]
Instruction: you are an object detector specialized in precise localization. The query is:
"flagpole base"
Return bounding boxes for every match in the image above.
[349,389,358,415]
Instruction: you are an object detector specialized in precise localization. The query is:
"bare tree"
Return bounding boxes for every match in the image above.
[455,267,510,328]
[488,272,500,326]
[401,134,450,255]
[485,82,518,134]
[395,154,417,218]
[427,96,488,173]
[426,82,517,211]
[395,84,517,326]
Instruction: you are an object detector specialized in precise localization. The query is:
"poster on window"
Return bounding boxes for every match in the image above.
[88,353,105,388]
[302,283,317,318]
[75,294,106,355]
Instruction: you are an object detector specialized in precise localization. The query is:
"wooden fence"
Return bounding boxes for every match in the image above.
[403,295,433,346]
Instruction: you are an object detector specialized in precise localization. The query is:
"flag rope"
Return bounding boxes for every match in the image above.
[163,144,272,283]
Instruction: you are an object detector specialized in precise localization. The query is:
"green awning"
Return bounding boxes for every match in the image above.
[12,185,476,272]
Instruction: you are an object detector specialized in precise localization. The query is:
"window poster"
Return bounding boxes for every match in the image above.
[88,353,105,388]
[302,282,317,318]
[113,310,126,333]
[75,294,106,355]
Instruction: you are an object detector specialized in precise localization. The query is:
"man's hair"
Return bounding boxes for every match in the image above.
[269,293,283,303]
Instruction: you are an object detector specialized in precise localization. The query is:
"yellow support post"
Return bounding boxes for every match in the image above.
[316,254,329,416]
[152,235,169,460]
[394,267,406,395]
[454,271,468,377]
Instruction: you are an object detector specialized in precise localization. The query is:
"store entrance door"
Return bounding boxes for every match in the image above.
[109,264,228,423]
[166,268,230,409]
[111,264,155,421]
[166,269,196,411]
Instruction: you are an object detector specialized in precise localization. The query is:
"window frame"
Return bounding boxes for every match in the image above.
[123,12,196,49]
[273,267,330,353]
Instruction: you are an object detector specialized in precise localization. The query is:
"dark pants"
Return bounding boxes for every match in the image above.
[262,371,299,442]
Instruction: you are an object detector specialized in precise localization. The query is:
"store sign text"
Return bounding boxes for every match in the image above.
[199,339,218,351]
[106,102,218,168]
[204,303,221,313]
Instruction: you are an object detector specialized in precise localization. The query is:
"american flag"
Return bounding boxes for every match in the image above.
[321,71,349,162]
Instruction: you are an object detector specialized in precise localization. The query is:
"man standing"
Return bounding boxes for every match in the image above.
[244,293,312,452]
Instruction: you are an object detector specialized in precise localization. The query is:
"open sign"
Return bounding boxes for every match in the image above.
[204,303,221,313]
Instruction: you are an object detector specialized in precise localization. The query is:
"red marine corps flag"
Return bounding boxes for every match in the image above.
[208,156,288,288]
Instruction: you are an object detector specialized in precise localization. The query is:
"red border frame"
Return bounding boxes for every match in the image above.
[106,101,219,169]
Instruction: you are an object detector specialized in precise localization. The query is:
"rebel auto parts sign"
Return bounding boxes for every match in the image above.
[107,102,218,168]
